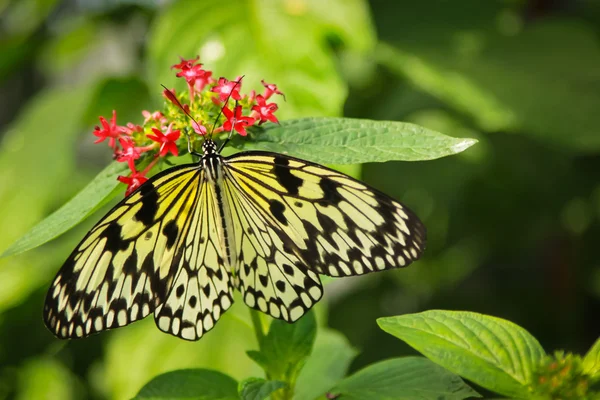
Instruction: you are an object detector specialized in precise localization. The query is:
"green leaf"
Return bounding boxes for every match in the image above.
[247,311,316,396]
[294,328,358,400]
[238,378,286,400]
[583,337,600,378]
[148,0,376,118]
[133,369,238,400]
[1,161,127,258]
[232,117,476,165]
[378,310,546,399]
[330,356,480,400]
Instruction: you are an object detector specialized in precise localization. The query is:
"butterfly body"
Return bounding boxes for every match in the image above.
[44,139,426,341]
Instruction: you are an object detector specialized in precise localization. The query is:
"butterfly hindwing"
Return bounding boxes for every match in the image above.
[43,163,233,340]
[223,174,323,322]
[154,176,234,340]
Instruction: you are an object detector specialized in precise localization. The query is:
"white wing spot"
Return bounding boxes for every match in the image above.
[290,306,304,321]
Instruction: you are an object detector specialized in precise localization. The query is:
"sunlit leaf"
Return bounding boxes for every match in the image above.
[233,117,476,165]
[378,310,546,399]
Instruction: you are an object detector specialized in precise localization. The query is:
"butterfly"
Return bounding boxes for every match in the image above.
[43,136,426,341]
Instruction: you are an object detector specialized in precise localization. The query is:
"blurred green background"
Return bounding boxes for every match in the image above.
[1,0,600,398]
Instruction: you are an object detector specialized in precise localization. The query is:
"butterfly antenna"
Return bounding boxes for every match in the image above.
[211,75,246,153]
[161,85,202,157]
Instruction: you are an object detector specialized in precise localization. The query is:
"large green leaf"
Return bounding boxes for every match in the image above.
[133,369,238,400]
[233,117,476,165]
[330,357,480,400]
[378,310,546,399]
[148,0,375,118]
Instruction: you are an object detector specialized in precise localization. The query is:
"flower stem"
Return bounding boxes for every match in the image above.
[250,308,265,346]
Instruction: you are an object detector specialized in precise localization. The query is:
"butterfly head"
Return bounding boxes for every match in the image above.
[202,139,218,156]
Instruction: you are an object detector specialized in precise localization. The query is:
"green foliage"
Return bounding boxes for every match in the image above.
[329,357,480,400]
[1,0,599,399]
[293,328,357,400]
[378,310,546,398]
[247,311,316,399]
[238,378,286,400]
[133,369,238,399]
[379,310,600,399]
[531,351,598,400]
[148,0,375,118]
[237,117,477,164]
[583,337,600,379]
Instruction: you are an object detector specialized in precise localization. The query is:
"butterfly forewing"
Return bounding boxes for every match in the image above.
[224,152,426,277]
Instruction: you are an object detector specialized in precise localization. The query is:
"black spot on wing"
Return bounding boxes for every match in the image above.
[319,177,342,205]
[123,250,138,275]
[259,274,269,287]
[269,199,287,225]
[273,156,302,195]
[162,220,179,249]
[135,183,159,226]
[275,280,286,292]
[103,223,128,252]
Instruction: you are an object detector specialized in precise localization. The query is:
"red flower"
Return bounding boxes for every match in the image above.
[171,55,200,71]
[118,169,149,196]
[93,110,125,148]
[177,65,208,98]
[147,123,181,156]
[222,105,255,136]
[194,69,213,93]
[261,80,284,100]
[211,77,242,101]
[115,138,142,170]
[251,95,279,124]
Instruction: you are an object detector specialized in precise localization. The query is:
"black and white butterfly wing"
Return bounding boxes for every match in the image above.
[43,164,233,341]
[222,151,426,322]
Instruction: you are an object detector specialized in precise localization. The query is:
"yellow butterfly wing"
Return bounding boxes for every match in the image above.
[222,151,426,322]
[44,164,233,340]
